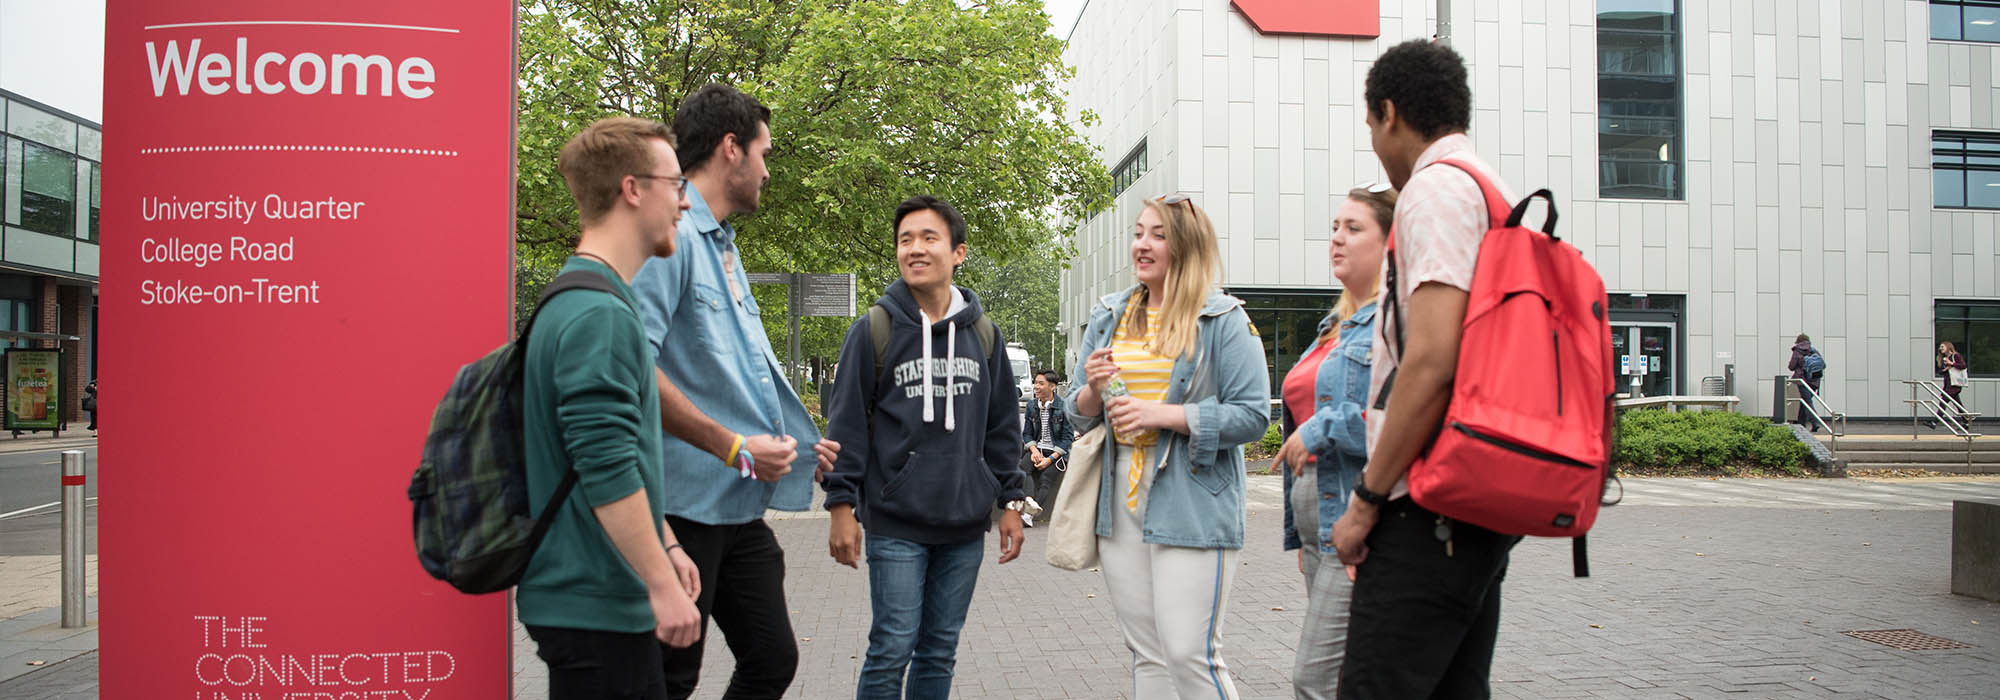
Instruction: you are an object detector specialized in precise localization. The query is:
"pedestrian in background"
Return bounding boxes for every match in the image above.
[1066,194,1269,700]
[1787,334,1825,431]
[83,380,96,432]
[1939,341,1970,419]
[1276,183,1391,699]
[1023,368,1073,526]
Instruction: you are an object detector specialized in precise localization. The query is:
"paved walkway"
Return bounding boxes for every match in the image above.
[4,475,1998,698]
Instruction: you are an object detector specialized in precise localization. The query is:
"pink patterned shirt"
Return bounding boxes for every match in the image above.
[1364,133,1513,498]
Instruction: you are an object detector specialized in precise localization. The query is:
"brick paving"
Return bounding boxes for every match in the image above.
[6,475,1999,698]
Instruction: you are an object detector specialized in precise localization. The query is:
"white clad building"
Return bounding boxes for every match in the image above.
[1057,0,2000,421]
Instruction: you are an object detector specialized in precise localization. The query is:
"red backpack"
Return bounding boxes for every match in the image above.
[1380,159,1616,546]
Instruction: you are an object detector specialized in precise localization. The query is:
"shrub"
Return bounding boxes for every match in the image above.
[1612,409,1809,473]
[1247,422,1283,460]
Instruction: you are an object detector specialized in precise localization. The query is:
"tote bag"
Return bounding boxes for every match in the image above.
[1045,423,1107,570]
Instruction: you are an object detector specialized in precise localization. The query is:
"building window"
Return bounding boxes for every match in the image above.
[0,274,37,350]
[1933,131,2000,209]
[1937,300,2000,378]
[1933,1,2000,42]
[19,142,75,236]
[88,163,99,241]
[1111,140,1147,196]
[1234,289,1337,399]
[1598,0,1682,200]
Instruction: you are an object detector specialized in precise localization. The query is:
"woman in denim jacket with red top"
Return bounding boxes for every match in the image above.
[1276,184,1394,700]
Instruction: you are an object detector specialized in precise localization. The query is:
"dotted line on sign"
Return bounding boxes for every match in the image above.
[138,145,460,156]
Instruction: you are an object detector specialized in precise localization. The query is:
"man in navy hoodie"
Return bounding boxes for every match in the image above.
[822,195,1027,699]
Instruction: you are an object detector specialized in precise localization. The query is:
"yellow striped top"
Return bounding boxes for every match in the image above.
[1111,313,1175,445]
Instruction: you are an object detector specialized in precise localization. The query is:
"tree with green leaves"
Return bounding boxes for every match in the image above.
[515,0,1110,366]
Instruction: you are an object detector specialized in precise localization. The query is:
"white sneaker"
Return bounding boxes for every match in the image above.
[1024,496,1045,518]
[1022,513,1035,528]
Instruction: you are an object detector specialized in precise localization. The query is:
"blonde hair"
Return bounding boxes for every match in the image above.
[1126,197,1222,359]
[1323,186,1398,341]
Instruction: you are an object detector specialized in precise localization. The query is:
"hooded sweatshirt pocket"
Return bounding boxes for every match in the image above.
[879,448,998,529]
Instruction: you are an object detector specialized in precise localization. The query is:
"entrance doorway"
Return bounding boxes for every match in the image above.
[1608,294,1684,398]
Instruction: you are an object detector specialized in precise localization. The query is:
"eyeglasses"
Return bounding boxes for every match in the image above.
[633,174,690,196]
[1353,181,1393,193]
[1154,193,1193,206]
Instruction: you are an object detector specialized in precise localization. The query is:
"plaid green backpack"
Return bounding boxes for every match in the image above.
[408,269,627,594]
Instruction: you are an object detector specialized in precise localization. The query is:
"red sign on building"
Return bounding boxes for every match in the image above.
[100,0,514,696]
[1232,0,1381,38]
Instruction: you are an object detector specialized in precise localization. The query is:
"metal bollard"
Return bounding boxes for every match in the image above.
[61,449,85,628]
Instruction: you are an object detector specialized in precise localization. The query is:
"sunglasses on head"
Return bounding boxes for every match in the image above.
[1154,193,1193,205]
[1354,181,1393,193]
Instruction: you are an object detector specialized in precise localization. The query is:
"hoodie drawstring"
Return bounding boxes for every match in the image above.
[917,311,959,433]
[944,320,957,433]
[921,310,935,424]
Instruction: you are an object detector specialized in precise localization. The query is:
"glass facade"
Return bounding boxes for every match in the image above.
[0,94,100,243]
[1111,140,1147,196]
[1234,289,1338,398]
[19,141,75,236]
[1932,131,2000,209]
[1598,0,1682,200]
[1937,300,2000,378]
[1933,0,2000,42]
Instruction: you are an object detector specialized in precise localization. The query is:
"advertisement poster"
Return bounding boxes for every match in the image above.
[5,348,61,431]
[99,1,516,697]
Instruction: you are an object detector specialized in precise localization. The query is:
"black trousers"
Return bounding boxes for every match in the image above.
[1338,498,1520,700]
[526,625,667,700]
[1024,452,1065,515]
[1796,379,1822,427]
[661,516,798,700]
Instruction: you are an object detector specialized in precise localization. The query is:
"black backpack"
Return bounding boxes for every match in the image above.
[408,270,630,594]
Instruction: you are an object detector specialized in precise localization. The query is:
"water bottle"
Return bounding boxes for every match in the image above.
[1102,372,1139,442]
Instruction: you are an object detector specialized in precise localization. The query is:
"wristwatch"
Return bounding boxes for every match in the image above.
[1353,482,1390,507]
[1003,499,1029,512]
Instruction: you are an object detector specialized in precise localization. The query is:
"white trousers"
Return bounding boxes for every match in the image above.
[1098,444,1241,700]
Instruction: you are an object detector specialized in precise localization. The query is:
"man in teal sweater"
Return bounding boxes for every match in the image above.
[517,117,701,699]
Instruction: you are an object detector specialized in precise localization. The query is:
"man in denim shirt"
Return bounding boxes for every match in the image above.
[630,83,840,700]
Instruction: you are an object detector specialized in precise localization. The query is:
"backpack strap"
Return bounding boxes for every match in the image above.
[869,303,894,393]
[521,268,634,345]
[973,313,999,360]
[522,265,636,544]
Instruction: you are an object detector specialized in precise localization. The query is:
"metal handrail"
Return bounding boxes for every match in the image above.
[1785,377,1846,438]
[1901,380,1983,469]
[1901,380,1981,439]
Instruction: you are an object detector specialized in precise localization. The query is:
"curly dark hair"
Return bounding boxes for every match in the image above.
[1364,40,1471,140]
[672,83,771,175]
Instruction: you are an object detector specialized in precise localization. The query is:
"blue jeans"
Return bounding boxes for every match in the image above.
[857,533,985,700]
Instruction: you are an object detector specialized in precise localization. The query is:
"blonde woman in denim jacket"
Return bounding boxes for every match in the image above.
[1065,195,1270,700]
[1276,185,1393,699]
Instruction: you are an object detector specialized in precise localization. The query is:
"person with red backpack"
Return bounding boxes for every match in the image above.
[1329,40,1584,699]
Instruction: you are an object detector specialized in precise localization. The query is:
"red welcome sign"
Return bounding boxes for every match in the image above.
[101,1,515,697]
[1232,0,1381,38]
